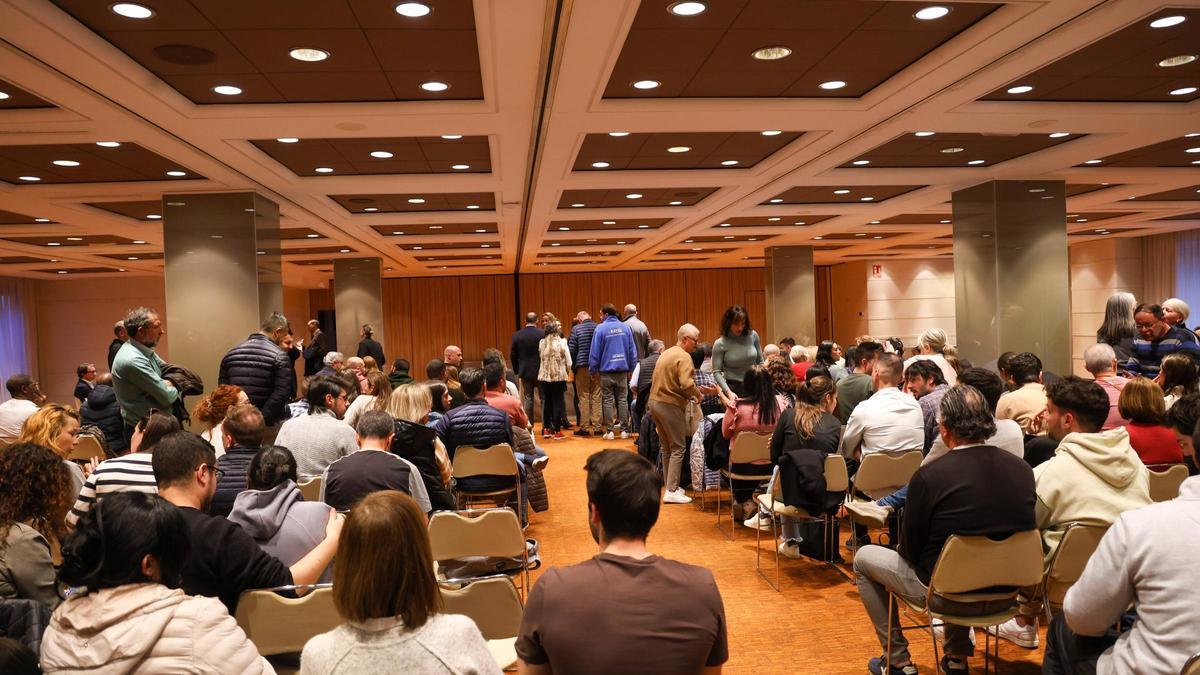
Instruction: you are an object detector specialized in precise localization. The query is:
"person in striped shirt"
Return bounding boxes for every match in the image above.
[67,412,179,527]
[1126,303,1200,379]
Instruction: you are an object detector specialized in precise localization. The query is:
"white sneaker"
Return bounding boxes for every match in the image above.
[985,617,1038,649]
[933,619,978,648]
[620,431,631,439]
[662,488,692,504]
[778,540,802,560]
[742,512,772,531]
[602,431,615,440]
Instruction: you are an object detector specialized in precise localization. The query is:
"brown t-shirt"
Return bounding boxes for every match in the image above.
[516,552,728,674]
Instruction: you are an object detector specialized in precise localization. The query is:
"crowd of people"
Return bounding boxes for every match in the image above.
[0,291,1197,673]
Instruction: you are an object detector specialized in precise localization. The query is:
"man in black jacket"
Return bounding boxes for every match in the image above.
[302,319,331,376]
[510,312,543,423]
[218,312,293,428]
[210,404,266,518]
[80,373,127,453]
[356,324,386,366]
[106,320,127,370]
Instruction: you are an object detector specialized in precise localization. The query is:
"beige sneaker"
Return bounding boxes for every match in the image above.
[845,500,892,528]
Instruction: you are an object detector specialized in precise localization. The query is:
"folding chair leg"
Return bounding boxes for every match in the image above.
[930,615,940,674]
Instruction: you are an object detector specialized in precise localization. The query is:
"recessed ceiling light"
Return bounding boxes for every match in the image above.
[67,237,83,241]
[391,231,404,235]
[429,225,442,229]
[870,220,881,224]
[856,233,866,237]
[719,222,730,227]
[289,48,329,62]
[632,80,661,90]
[720,160,738,166]
[1187,147,1200,153]
[145,215,161,220]
[794,221,805,226]
[813,236,823,240]
[340,248,351,253]
[558,226,570,231]
[314,167,334,173]
[769,198,783,203]
[466,204,480,209]
[684,239,694,243]
[19,176,40,181]
[608,131,630,137]
[691,247,702,251]
[420,81,449,92]
[57,270,67,274]
[96,141,121,148]
[307,233,320,238]
[860,196,875,201]
[1048,132,1070,138]
[1187,133,1200,138]
[1006,85,1034,94]
[440,134,463,140]
[481,244,490,248]
[914,6,951,20]
[127,256,140,260]
[967,159,986,165]
[667,146,691,153]
[408,198,425,204]
[914,131,936,137]
[852,160,870,166]
[724,235,735,239]
[819,80,847,90]
[47,242,61,246]
[625,193,643,199]
[34,218,49,223]
[1077,218,1088,223]
[451,164,470,170]
[1084,159,1102,164]
[1159,55,1198,68]
[669,200,683,205]
[0,92,8,100]
[668,1,706,16]
[616,240,626,244]
[212,85,242,96]
[603,220,616,224]
[752,46,793,61]
[475,228,487,233]
[592,161,610,168]
[1170,87,1197,96]
[571,203,585,208]
[940,147,964,153]
[52,160,80,167]
[551,242,561,246]
[873,235,883,239]
[638,224,650,228]
[370,150,393,159]
[110,3,154,19]
[768,217,781,222]
[166,170,187,177]
[1150,15,1186,29]
[363,207,378,212]
[761,130,782,136]
[395,2,432,18]
[833,189,851,195]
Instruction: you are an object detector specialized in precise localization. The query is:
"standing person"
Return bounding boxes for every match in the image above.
[569,311,600,437]
[111,307,178,446]
[0,375,44,445]
[218,312,293,429]
[275,375,358,478]
[649,324,709,505]
[107,320,128,370]
[622,304,651,361]
[711,304,763,398]
[510,312,543,425]
[443,345,463,370]
[1162,297,1194,334]
[355,324,385,367]
[0,442,71,609]
[74,363,97,406]
[303,319,332,377]
[632,340,666,434]
[1096,292,1137,363]
[1126,303,1200,379]
[589,304,638,440]
[902,328,959,386]
[538,322,572,440]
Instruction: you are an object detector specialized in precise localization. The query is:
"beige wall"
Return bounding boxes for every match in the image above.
[34,277,168,406]
[828,261,869,348]
[867,259,957,350]
[1069,239,1142,376]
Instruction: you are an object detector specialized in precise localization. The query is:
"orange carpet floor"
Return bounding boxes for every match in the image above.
[523,434,1046,675]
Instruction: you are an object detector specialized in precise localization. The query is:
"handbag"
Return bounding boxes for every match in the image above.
[438,538,542,578]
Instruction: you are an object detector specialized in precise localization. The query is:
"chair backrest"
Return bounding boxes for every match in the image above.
[823,454,850,492]
[729,432,771,464]
[1182,651,1200,675]
[929,530,1044,602]
[234,586,338,656]
[854,450,922,493]
[429,508,525,560]
[1043,522,1109,606]
[1148,464,1188,502]
[439,576,523,640]
[297,476,322,503]
[67,435,104,462]
[453,444,518,480]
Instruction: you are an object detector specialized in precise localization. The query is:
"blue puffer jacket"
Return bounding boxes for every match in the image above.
[81,385,128,453]
[568,320,596,369]
[211,444,260,518]
[432,398,513,460]
[218,333,293,426]
[588,316,637,374]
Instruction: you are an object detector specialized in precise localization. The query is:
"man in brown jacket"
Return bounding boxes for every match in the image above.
[649,323,717,504]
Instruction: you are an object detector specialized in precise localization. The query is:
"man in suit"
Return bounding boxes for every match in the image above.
[511,312,544,424]
[74,363,97,405]
[302,319,331,376]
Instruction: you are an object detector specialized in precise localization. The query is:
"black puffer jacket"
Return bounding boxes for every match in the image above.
[218,333,292,426]
[212,445,259,518]
[390,419,454,511]
[0,598,50,657]
[431,398,513,460]
[80,385,128,453]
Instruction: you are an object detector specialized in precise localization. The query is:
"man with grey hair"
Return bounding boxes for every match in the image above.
[763,343,781,359]
[302,318,331,376]
[107,319,128,369]
[649,324,718,504]
[568,310,600,435]
[854,384,1036,675]
[218,312,294,427]
[318,351,344,377]
[112,306,178,445]
[622,304,651,361]
[1084,342,1129,430]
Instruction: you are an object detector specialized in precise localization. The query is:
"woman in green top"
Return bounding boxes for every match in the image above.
[711,305,763,397]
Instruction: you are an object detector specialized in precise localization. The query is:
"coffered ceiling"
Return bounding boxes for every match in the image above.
[0,0,1197,283]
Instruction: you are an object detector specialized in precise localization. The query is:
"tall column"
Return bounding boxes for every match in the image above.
[334,258,384,361]
[162,192,283,394]
[764,246,817,347]
[952,180,1071,375]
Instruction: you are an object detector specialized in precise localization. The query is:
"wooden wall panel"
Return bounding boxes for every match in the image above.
[638,270,689,342]
[492,275,517,348]
[744,289,767,340]
[589,272,640,317]
[408,277,462,371]
[460,276,503,362]
[517,274,544,325]
[381,279,413,370]
[539,274,592,328]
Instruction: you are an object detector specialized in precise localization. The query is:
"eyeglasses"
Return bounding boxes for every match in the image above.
[208,465,226,480]
[1135,322,1158,330]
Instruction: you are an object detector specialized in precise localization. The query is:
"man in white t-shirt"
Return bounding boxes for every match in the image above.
[0,374,43,444]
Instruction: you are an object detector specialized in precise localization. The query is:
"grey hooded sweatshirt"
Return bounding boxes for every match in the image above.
[227,480,334,583]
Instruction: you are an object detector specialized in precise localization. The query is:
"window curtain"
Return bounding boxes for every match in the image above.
[1141,233,1177,305]
[0,277,38,403]
[1175,230,1200,310]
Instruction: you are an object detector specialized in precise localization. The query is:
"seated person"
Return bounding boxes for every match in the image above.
[516,450,728,674]
[853,385,1035,675]
[80,372,128,454]
[210,403,266,518]
[995,352,1047,435]
[988,377,1151,649]
[301,491,496,674]
[275,375,357,478]
[1166,393,1200,473]
[228,445,337,583]
[322,411,432,513]
[153,431,342,613]
[483,361,529,429]
[0,443,71,609]
[721,364,789,523]
[40,492,272,673]
[903,359,949,454]
[384,383,455,511]
[68,411,179,527]
[1117,376,1184,465]
[839,353,925,465]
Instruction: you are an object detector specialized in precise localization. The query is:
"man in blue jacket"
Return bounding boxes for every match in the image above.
[569,311,599,436]
[589,304,637,440]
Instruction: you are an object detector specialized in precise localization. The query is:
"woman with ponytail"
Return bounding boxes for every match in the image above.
[769,376,842,466]
[41,492,272,674]
[903,328,959,385]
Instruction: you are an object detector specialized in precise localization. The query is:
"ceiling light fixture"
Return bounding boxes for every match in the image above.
[1186,147,1200,153]
[625,193,643,199]
[395,2,432,17]
[761,130,782,136]
[57,270,67,274]
[34,218,49,223]
[19,176,40,181]
[558,226,570,231]
[1006,85,1034,94]
[370,150,393,158]
[860,196,875,201]
[940,147,964,153]
[571,203,584,208]
[420,81,449,92]
[314,167,334,173]
[289,48,329,62]
[1049,132,1070,138]
[668,1,706,16]
[52,160,80,167]
[768,217,781,222]
[914,131,936,137]
[1170,86,1197,96]
[967,159,986,165]
[47,242,61,246]
[638,224,650,228]
[340,248,351,253]
[608,131,630,137]
[718,222,731,227]
[603,220,616,224]
[752,46,792,61]
[1084,159,1102,164]
[914,6,950,20]
[212,85,243,96]
[146,215,161,220]
[307,233,320,238]
[441,134,463,140]
[592,161,610,168]
[667,146,691,153]
[0,92,8,100]
[720,160,738,166]
[166,170,187,176]
[1150,15,1186,28]
[769,198,783,203]
[669,200,683,205]
[475,229,487,233]
[67,237,83,241]
[1159,54,1198,67]
[110,3,154,19]
[466,204,480,209]
[408,198,425,204]
[812,236,823,240]
[96,141,121,148]
[451,164,470,170]
[853,160,870,165]
[833,189,851,195]
[794,221,806,225]
[632,80,661,90]
[819,80,847,90]
[276,137,299,143]
[363,207,378,212]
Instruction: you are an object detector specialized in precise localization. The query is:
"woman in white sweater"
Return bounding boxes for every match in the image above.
[301,491,498,675]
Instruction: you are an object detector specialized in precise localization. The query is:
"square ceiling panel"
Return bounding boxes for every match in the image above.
[981,8,1200,102]
[399,241,499,251]
[573,131,802,170]
[659,247,734,255]
[604,1,999,99]
[764,185,922,204]
[50,0,482,104]
[878,213,952,224]
[538,251,621,258]
[819,232,905,240]
[0,208,49,224]
[416,254,501,262]
[1127,185,1200,201]
[259,245,354,256]
[372,223,497,237]
[3,234,138,247]
[546,218,671,232]
[102,252,165,261]
[0,79,55,109]
[330,193,495,213]
[0,143,199,184]
[87,200,164,220]
[841,132,1081,168]
[1067,183,1119,196]
[250,136,491,176]
[1154,211,1200,221]
[1087,134,1200,167]
[543,237,641,247]
[557,188,716,208]
[717,215,836,227]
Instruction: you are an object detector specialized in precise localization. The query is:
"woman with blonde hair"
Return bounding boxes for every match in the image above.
[537,321,572,440]
[903,328,958,385]
[1162,298,1193,332]
[192,384,248,458]
[385,384,454,510]
[301,491,496,675]
[16,404,86,496]
[343,370,392,428]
